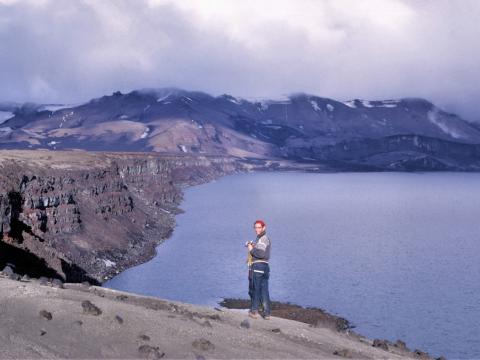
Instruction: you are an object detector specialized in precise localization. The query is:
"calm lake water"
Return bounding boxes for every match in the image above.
[105,171,480,359]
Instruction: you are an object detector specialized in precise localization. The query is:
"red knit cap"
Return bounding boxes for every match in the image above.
[254,219,266,227]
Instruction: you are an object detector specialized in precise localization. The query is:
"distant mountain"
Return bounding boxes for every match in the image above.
[1,87,480,171]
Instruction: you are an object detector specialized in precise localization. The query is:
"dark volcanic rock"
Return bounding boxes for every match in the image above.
[394,339,409,351]
[115,315,124,324]
[81,300,102,316]
[296,134,480,171]
[1,265,14,276]
[414,349,431,358]
[138,344,165,359]
[139,334,150,341]
[192,338,215,351]
[220,298,352,332]
[333,348,351,357]
[39,310,52,320]
[0,151,244,284]
[372,339,389,350]
[240,319,250,329]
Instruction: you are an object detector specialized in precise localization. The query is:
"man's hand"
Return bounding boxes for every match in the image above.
[247,242,255,251]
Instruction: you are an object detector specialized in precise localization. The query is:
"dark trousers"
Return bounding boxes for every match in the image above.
[248,262,270,316]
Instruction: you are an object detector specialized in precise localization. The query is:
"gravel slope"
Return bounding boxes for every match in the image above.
[0,275,426,359]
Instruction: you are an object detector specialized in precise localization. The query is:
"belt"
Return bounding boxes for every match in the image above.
[251,260,269,264]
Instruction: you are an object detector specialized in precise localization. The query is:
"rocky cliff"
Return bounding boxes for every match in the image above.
[0,150,246,284]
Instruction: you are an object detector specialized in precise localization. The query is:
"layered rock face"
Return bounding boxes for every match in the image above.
[0,150,245,284]
[287,134,480,171]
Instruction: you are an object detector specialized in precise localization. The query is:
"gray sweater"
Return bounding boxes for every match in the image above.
[250,231,271,262]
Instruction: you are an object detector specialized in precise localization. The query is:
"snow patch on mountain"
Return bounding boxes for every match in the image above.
[428,110,462,139]
[376,100,399,108]
[326,104,334,112]
[157,93,172,102]
[0,111,14,124]
[360,100,374,108]
[343,100,357,108]
[343,99,399,109]
[222,95,242,105]
[140,127,150,139]
[259,101,270,111]
[178,144,188,153]
[310,100,321,111]
[41,103,85,112]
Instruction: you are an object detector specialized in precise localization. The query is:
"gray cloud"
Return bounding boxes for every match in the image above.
[0,0,479,121]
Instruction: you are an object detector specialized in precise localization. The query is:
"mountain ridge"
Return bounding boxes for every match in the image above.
[1,88,479,170]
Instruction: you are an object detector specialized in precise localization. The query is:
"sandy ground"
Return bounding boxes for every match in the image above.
[0,275,425,359]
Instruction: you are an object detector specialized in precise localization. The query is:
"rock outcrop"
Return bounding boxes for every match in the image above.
[0,150,245,284]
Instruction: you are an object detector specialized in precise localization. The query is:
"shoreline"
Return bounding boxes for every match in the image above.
[0,150,452,358]
[100,167,444,360]
[0,150,249,284]
[100,165,479,284]
[0,273,439,359]
[98,157,336,283]
[97,167,245,284]
[219,298,441,359]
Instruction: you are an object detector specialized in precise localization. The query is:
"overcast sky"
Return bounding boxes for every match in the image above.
[0,0,479,121]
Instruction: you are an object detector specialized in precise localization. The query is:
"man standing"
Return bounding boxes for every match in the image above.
[247,219,271,319]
